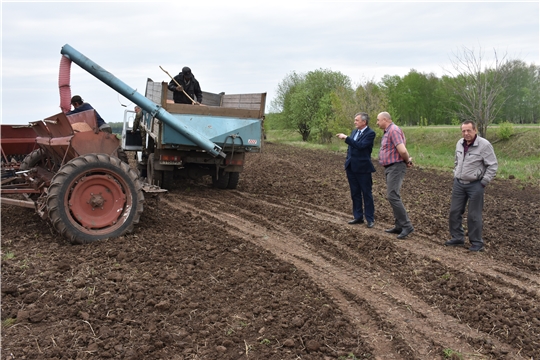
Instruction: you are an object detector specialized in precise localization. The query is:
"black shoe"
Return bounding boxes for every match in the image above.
[444,239,465,247]
[384,227,402,234]
[397,227,414,239]
[469,244,485,252]
[367,221,375,228]
[348,218,364,225]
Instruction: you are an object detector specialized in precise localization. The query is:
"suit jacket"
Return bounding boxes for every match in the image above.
[344,126,376,173]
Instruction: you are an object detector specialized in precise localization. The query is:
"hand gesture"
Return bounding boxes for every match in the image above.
[176,85,183,92]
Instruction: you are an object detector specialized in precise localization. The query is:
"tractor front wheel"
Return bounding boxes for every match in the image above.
[46,154,144,244]
[20,148,59,172]
[20,148,45,170]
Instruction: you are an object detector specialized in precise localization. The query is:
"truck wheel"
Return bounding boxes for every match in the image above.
[227,172,240,189]
[147,153,163,187]
[46,154,144,244]
[212,169,229,189]
[162,169,174,190]
[138,163,148,179]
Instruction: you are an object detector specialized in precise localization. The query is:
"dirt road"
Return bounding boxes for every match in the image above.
[2,142,539,359]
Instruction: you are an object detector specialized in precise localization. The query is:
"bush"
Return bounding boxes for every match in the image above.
[497,121,514,141]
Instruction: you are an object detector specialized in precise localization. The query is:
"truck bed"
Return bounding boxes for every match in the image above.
[144,80,265,151]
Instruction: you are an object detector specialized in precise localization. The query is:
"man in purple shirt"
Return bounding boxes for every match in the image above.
[376,112,414,239]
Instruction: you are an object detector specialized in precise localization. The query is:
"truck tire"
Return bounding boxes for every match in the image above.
[46,154,144,244]
[138,163,148,179]
[147,153,163,187]
[162,169,174,190]
[227,172,240,189]
[212,169,229,189]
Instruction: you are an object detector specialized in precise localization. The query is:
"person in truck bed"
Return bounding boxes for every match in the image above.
[167,67,203,105]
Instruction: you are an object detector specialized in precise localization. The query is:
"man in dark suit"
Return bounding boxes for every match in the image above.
[337,112,376,228]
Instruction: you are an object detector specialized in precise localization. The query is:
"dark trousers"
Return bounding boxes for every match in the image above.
[449,179,485,245]
[346,170,374,222]
[384,162,413,230]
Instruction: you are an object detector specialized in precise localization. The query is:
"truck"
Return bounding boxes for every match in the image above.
[0,44,265,244]
[122,80,265,189]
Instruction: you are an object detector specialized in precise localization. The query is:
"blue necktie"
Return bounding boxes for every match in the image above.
[354,130,363,141]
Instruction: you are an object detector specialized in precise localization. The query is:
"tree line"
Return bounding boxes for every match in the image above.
[268,47,539,141]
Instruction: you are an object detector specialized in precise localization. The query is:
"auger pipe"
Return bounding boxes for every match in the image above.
[60,44,225,158]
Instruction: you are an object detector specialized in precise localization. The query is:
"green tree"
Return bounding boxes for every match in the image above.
[380,75,403,123]
[271,69,352,142]
[432,75,459,125]
[330,79,387,136]
[499,60,540,124]
[380,70,443,126]
[328,86,356,136]
[354,80,388,123]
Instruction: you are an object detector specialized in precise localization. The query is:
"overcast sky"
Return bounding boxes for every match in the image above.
[2,1,539,125]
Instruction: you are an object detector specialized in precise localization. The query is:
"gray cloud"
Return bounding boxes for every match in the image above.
[2,1,538,125]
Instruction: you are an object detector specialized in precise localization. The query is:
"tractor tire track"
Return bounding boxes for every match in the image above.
[162,192,523,359]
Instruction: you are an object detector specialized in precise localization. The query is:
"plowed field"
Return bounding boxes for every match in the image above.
[2,142,539,360]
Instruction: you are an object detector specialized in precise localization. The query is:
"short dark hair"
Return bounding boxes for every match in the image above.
[354,112,369,125]
[461,120,477,130]
[71,95,83,106]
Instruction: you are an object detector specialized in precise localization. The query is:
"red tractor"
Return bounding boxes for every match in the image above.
[1,110,145,244]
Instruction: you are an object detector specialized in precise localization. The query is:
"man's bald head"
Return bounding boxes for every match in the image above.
[376,112,393,130]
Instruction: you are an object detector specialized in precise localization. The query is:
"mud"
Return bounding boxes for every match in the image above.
[2,142,539,359]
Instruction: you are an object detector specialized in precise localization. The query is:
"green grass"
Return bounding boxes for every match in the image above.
[266,125,540,182]
[2,318,16,328]
[442,348,463,359]
[2,251,15,260]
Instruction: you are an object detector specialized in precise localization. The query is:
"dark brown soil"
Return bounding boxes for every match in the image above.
[2,142,539,359]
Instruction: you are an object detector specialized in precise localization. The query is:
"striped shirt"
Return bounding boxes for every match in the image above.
[378,123,406,166]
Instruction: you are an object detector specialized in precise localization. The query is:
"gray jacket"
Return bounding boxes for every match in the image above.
[453,136,498,186]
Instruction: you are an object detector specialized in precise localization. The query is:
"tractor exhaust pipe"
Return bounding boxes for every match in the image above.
[60,44,225,158]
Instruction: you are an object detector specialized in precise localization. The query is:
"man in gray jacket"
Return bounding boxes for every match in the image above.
[445,120,498,252]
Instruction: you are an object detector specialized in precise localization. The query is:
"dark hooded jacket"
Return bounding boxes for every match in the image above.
[167,73,202,104]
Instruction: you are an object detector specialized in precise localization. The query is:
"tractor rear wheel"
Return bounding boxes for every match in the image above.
[46,153,144,244]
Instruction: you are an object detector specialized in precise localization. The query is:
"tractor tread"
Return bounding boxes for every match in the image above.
[46,153,144,244]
